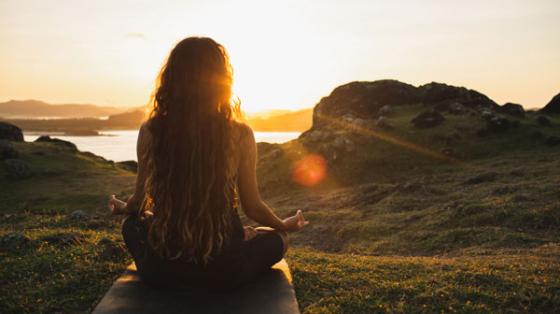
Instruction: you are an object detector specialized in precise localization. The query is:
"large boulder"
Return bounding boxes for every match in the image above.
[34,135,78,151]
[497,103,525,117]
[312,80,420,129]
[0,122,23,141]
[411,110,445,128]
[541,93,560,114]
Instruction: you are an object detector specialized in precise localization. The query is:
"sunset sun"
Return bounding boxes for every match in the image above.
[1,1,559,313]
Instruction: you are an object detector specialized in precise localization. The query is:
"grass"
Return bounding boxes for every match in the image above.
[0,213,128,313]
[255,148,560,257]
[0,142,135,213]
[1,106,560,313]
[290,247,560,313]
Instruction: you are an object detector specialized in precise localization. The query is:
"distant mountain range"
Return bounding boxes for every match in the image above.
[0,100,135,118]
[0,99,313,132]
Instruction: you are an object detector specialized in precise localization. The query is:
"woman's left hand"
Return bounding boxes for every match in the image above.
[108,194,127,215]
[243,226,257,241]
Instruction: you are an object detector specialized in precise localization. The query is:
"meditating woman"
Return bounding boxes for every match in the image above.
[107,36,309,291]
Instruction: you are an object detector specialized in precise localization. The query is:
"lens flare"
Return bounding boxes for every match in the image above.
[292,154,327,187]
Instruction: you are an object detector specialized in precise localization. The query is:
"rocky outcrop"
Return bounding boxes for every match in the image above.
[497,103,525,117]
[311,80,419,129]
[310,80,498,131]
[0,122,23,141]
[476,111,518,136]
[541,93,560,114]
[298,128,357,162]
[418,82,498,109]
[34,135,78,151]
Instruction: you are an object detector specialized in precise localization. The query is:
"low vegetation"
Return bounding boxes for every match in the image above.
[1,92,560,312]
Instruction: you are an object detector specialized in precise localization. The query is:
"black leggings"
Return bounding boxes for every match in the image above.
[121,215,285,292]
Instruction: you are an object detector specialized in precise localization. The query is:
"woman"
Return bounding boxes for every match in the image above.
[107,37,308,292]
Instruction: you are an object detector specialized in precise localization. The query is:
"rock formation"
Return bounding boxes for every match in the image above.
[541,93,560,114]
[0,122,23,141]
[309,80,497,131]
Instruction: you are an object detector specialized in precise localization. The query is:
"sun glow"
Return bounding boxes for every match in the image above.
[0,0,559,111]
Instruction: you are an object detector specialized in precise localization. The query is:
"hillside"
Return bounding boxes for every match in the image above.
[256,80,560,190]
[1,79,560,312]
[0,100,133,118]
[1,140,558,313]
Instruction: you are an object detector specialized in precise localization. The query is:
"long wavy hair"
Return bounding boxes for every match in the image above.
[141,37,241,265]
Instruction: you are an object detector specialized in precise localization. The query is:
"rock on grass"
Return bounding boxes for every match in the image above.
[0,122,24,141]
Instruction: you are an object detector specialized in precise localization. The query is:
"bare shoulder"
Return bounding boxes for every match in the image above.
[137,119,154,157]
[139,119,154,140]
[231,120,254,144]
[140,118,153,132]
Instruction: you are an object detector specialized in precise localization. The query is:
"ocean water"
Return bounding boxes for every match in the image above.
[24,130,301,162]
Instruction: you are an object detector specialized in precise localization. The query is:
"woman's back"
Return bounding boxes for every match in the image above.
[109,36,308,292]
[122,121,286,291]
[137,117,249,251]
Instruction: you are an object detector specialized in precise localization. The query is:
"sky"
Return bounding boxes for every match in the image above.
[0,0,559,113]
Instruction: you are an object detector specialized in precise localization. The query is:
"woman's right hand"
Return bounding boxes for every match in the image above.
[282,210,309,232]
